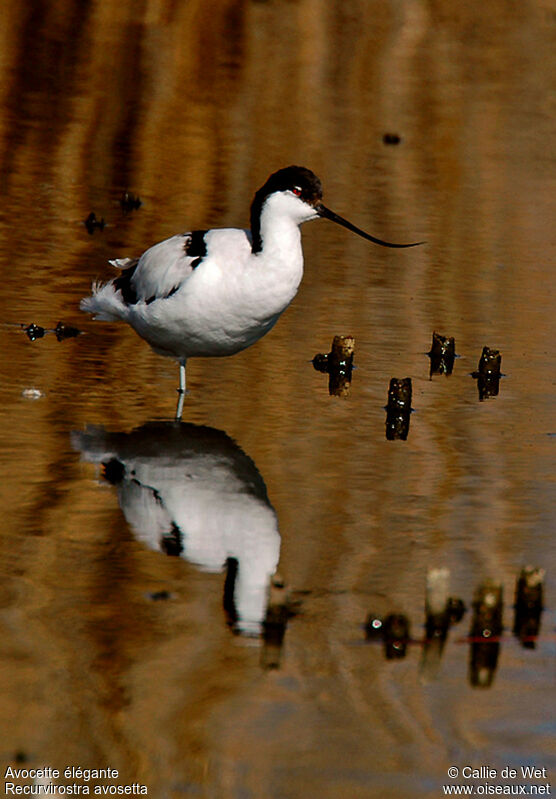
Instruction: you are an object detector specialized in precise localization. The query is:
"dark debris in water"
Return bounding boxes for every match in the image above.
[383,132,401,145]
[24,322,45,341]
[53,321,81,340]
[84,211,105,234]
[120,191,142,213]
[22,321,82,342]
[147,590,173,601]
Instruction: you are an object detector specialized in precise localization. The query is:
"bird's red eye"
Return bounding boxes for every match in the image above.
[292,186,302,196]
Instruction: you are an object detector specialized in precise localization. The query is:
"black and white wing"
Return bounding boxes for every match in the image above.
[112,231,209,306]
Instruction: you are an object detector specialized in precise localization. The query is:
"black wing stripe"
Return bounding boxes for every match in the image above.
[113,260,140,305]
[145,285,181,305]
[185,229,208,268]
[115,231,207,307]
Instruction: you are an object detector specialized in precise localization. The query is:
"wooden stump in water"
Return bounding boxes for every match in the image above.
[312,335,355,396]
[427,331,456,377]
[385,377,412,440]
[472,346,502,400]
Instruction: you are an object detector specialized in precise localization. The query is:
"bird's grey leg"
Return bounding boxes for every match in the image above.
[179,361,186,394]
[175,360,186,421]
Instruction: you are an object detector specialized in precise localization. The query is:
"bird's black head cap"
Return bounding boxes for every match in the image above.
[250,166,323,252]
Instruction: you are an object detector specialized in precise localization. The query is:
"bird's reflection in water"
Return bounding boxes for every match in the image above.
[72,422,280,636]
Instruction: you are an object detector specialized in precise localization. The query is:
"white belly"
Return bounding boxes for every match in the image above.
[128,250,304,360]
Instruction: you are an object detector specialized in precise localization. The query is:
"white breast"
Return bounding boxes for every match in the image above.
[128,227,304,360]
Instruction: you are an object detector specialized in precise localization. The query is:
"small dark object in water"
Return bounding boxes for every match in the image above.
[385,377,412,440]
[312,335,354,396]
[85,211,105,234]
[383,132,401,145]
[54,321,81,341]
[472,346,502,400]
[513,566,544,649]
[469,581,503,688]
[427,331,456,377]
[23,320,81,342]
[261,574,291,669]
[383,613,410,659]
[148,590,172,601]
[120,191,142,213]
[24,323,45,341]
[364,614,384,641]
[312,352,329,373]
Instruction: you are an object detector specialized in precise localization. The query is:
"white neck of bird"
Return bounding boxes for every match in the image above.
[255,192,315,258]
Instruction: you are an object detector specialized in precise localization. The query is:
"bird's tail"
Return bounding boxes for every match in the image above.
[71,425,114,462]
[80,280,129,321]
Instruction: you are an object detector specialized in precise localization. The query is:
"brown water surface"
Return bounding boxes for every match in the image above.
[0,1,554,797]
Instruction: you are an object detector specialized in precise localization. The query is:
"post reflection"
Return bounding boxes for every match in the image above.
[72,422,280,637]
[365,567,546,688]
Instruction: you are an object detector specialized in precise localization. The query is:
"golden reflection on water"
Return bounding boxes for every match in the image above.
[0,1,554,797]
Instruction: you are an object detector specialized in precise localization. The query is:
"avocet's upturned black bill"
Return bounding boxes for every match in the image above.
[81,165,423,419]
[316,204,424,248]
